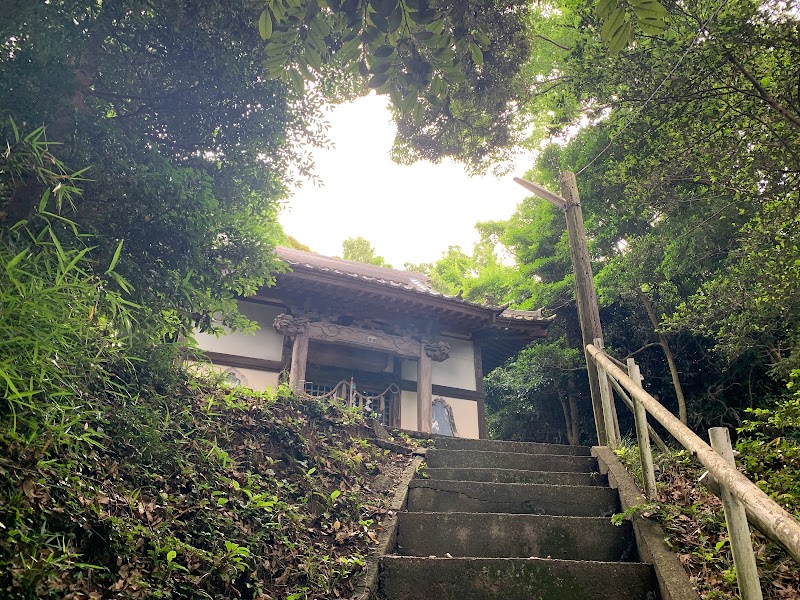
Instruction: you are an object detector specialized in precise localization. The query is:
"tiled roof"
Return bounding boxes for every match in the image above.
[275,246,553,323]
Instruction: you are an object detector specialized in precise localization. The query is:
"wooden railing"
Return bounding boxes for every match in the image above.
[587,341,800,600]
[302,380,399,424]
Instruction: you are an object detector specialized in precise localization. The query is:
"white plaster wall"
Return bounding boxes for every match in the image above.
[438,396,480,439]
[194,302,284,361]
[399,390,480,439]
[401,359,417,382]
[187,361,281,392]
[400,338,476,391]
[432,338,476,390]
[400,390,417,431]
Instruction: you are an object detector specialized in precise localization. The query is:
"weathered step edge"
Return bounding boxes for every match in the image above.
[396,512,639,562]
[423,467,608,486]
[593,446,701,600]
[407,479,620,517]
[349,453,425,600]
[435,437,592,456]
[426,449,599,472]
[380,556,658,600]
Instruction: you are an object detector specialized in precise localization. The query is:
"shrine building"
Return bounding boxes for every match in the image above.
[194,247,553,438]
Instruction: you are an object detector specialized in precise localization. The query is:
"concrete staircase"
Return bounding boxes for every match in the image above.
[379,437,660,599]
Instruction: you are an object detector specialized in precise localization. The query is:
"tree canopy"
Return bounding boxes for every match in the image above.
[419,0,800,441]
[341,236,393,268]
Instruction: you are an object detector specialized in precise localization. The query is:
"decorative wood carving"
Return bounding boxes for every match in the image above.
[305,320,421,359]
[273,313,310,336]
[423,340,451,362]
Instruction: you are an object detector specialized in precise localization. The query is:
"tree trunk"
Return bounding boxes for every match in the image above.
[637,288,688,425]
[558,390,579,446]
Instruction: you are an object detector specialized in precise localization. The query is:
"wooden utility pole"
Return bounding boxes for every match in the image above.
[514,172,620,445]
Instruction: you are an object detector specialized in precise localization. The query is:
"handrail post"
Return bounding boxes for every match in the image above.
[708,427,763,600]
[593,338,620,449]
[627,358,657,500]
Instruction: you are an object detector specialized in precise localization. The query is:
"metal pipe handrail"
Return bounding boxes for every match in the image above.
[587,343,800,564]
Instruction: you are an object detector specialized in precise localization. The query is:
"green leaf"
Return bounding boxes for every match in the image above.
[5,249,28,271]
[371,0,398,18]
[470,42,483,66]
[631,0,667,34]
[306,48,323,71]
[38,188,51,212]
[387,5,402,32]
[166,550,177,563]
[432,46,455,63]
[601,6,626,45]
[368,72,390,88]
[107,239,124,274]
[259,9,273,40]
[608,20,632,53]
[443,68,466,84]
[371,60,392,74]
[371,11,390,33]
[408,8,435,24]
[596,0,617,20]
[288,67,305,93]
[373,44,395,59]
[474,31,490,49]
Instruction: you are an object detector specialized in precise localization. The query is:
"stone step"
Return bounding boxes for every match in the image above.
[396,512,638,562]
[407,480,620,517]
[426,449,599,473]
[380,556,658,600]
[436,437,592,456]
[423,467,608,486]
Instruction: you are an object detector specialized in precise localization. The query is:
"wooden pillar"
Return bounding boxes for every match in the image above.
[561,172,617,445]
[474,344,487,439]
[514,174,619,446]
[709,427,764,600]
[594,338,620,449]
[417,345,432,434]
[628,358,657,500]
[289,327,309,393]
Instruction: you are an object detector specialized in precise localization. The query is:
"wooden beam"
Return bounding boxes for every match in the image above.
[289,327,310,392]
[474,344,487,439]
[560,171,617,445]
[202,352,285,373]
[513,177,568,209]
[709,428,764,600]
[516,173,616,444]
[399,380,486,402]
[306,321,421,360]
[417,346,432,434]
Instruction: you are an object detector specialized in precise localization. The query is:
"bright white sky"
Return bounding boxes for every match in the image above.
[279,93,534,268]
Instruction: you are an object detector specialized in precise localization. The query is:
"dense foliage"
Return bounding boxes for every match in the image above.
[1,0,322,339]
[0,127,414,598]
[615,399,800,600]
[259,0,534,171]
[341,236,393,268]
[0,374,413,599]
[417,0,800,446]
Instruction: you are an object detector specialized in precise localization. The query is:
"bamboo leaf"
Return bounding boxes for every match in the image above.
[107,240,124,274]
[6,249,28,271]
